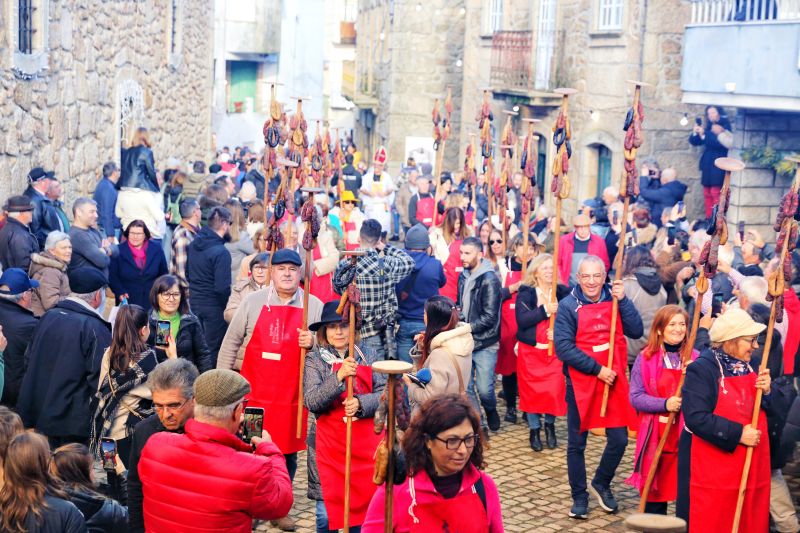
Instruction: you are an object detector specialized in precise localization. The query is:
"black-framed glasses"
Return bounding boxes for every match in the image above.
[159,292,182,300]
[153,398,190,413]
[489,239,503,245]
[740,336,759,347]
[431,433,479,450]
[344,200,356,205]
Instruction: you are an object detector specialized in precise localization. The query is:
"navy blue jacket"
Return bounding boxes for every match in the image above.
[638,180,688,227]
[109,241,168,309]
[93,177,121,238]
[395,251,446,321]
[554,285,643,376]
[186,227,232,309]
[688,122,731,187]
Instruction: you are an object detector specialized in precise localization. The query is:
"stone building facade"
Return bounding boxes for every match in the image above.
[0,0,214,208]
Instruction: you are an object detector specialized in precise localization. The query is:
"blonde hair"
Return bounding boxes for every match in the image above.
[130,127,152,148]
[522,253,553,287]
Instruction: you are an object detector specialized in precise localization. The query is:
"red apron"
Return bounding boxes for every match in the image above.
[782,289,800,375]
[416,196,435,227]
[408,477,489,533]
[689,372,770,533]
[240,304,307,454]
[517,321,567,416]
[309,245,336,304]
[568,301,636,432]
[465,209,475,227]
[639,363,682,502]
[317,363,383,530]
[440,239,463,301]
[343,219,359,251]
[496,271,522,376]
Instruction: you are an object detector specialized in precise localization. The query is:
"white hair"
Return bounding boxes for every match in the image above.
[44,231,70,251]
[739,276,768,308]
[689,230,710,251]
[578,255,607,274]
[238,181,257,202]
[194,398,242,423]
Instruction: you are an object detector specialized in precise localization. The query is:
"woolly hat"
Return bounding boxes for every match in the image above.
[194,369,251,407]
[405,223,430,250]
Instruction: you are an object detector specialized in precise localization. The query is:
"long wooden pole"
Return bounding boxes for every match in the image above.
[343,301,356,531]
[383,374,398,532]
[296,195,315,439]
[600,82,643,417]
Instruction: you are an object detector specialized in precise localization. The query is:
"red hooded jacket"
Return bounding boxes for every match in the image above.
[138,419,293,532]
[557,231,610,285]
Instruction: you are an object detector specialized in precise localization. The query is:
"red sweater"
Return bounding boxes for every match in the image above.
[557,231,610,285]
[139,419,293,532]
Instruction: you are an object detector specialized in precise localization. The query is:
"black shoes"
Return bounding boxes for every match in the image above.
[544,422,557,449]
[529,429,543,452]
[504,406,517,424]
[589,482,619,514]
[486,408,501,431]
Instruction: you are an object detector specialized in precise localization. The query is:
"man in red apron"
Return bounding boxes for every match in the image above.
[553,255,643,520]
[216,248,323,531]
[409,176,436,228]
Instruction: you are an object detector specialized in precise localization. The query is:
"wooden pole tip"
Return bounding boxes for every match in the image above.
[343,250,367,257]
[502,110,519,116]
[300,187,324,194]
[372,360,413,375]
[522,118,542,123]
[276,157,299,168]
[784,155,800,164]
[626,79,653,87]
[714,157,746,172]
[554,87,578,95]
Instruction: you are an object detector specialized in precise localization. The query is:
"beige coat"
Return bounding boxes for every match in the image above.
[28,252,70,317]
[407,323,474,407]
[224,278,264,322]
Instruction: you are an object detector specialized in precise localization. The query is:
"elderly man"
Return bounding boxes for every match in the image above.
[139,369,293,532]
[0,269,39,407]
[22,167,61,249]
[17,267,111,448]
[637,167,687,228]
[408,174,435,228]
[558,213,610,286]
[218,248,323,532]
[554,255,643,519]
[0,195,39,271]
[127,359,199,533]
[69,197,113,276]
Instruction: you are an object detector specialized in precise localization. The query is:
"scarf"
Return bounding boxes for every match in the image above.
[90,349,158,456]
[129,240,148,270]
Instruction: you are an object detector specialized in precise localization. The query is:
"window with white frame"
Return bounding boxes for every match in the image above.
[482,0,503,34]
[9,0,49,79]
[597,0,624,31]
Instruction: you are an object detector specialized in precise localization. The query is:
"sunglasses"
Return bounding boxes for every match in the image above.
[489,239,503,245]
[343,201,356,205]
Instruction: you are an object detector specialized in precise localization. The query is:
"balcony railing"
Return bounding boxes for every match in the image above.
[490,31,533,93]
[690,0,800,24]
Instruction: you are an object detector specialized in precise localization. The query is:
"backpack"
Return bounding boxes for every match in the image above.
[164,187,183,225]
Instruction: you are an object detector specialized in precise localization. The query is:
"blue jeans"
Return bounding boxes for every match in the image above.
[467,345,498,415]
[315,500,362,533]
[527,413,556,430]
[565,379,628,502]
[396,318,425,364]
[361,333,387,360]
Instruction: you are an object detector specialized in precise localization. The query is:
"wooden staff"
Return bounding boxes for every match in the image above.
[520,118,541,274]
[547,87,577,356]
[731,157,799,532]
[637,156,743,511]
[600,80,648,417]
[264,157,298,286]
[499,110,518,256]
[371,359,413,533]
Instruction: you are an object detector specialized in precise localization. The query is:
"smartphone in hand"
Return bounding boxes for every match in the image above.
[155,320,171,347]
[242,407,265,444]
[100,438,117,471]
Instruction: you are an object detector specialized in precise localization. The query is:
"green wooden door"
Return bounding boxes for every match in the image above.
[229,61,258,113]
[597,145,612,195]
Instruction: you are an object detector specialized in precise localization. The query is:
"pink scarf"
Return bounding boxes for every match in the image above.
[129,240,148,270]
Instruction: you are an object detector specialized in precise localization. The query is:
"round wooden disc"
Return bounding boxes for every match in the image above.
[290,95,312,101]
[502,109,519,116]
[554,87,578,95]
[626,79,653,87]
[300,186,324,194]
[522,118,541,123]
[276,157,299,168]
[343,250,367,256]
[499,144,514,150]
[785,155,800,164]
[624,513,686,532]
[714,157,746,172]
[372,360,413,375]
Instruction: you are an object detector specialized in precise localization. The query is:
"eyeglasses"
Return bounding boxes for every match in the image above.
[740,336,759,347]
[153,398,190,413]
[578,273,605,281]
[252,265,267,272]
[128,231,146,237]
[343,201,356,205]
[431,433,479,450]
[489,239,503,245]
[160,292,182,300]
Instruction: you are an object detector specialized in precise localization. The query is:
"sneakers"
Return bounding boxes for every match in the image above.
[568,498,589,519]
[589,482,619,514]
[485,408,501,431]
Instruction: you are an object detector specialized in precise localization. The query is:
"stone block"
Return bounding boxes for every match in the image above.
[735,205,771,225]
[13,84,33,112]
[736,186,783,207]
[766,131,800,152]
[734,167,773,188]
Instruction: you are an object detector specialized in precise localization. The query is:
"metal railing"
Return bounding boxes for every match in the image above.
[490,31,533,93]
[690,0,800,24]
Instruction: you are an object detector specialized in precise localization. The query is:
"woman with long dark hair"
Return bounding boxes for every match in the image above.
[91,304,168,469]
[431,207,470,301]
[0,432,85,533]
[622,245,667,369]
[404,296,474,409]
[0,407,23,492]
[50,443,128,531]
[688,105,733,217]
[109,219,168,308]
[362,395,504,531]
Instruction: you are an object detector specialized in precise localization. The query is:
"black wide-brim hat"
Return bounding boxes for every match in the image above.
[309,300,345,331]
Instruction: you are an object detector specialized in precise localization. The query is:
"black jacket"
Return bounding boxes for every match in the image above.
[637,180,688,227]
[0,298,38,406]
[23,185,62,249]
[186,226,232,309]
[243,168,267,200]
[0,216,40,271]
[67,488,128,533]
[108,241,168,309]
[22,494,86,533]
[515,284,570,346]
[120,145,159,192]
[146,311,213,372]
[456,260,501,351]
[127,414,184,533]
[17,299,111,438]
[688,122,730,187]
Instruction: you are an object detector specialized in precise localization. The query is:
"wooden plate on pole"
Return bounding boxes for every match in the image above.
[626,79,654,87]
[372,360,413,375]
[300,186,324,194]
[714,157,746,172]
[553,87,578,95]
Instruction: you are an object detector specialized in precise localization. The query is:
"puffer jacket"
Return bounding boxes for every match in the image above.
[407,323,474,408]
[28,251,71,316]
[67,487,128,533]
[456,260,501,351]
[146,310,213,373]
[623,267,667,366]
[138,419,293,533]
[120,145,158,192]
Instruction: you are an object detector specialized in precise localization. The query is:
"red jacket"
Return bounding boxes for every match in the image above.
[138,419,293,533]
[557,231,610,285]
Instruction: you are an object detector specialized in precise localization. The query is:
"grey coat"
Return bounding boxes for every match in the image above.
[303,343,385,500]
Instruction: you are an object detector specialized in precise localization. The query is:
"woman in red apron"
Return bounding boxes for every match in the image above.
[304,301,386,532]
[515,253,569,451]
[362,394,504,532]
[308,225,339,305]
[431,208,470,302]
[626,305,698,514]
[496,233,541,425]
[676,308,772,532]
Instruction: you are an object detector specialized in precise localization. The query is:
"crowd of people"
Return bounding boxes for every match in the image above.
[0,106,795,533]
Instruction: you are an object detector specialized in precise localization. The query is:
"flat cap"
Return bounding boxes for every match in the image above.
[194,369,251,407]
[271,248,302,266]
[67,267,108,294]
